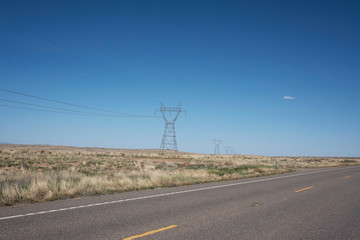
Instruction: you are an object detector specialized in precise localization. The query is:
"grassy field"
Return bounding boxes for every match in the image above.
[0,144,359,206]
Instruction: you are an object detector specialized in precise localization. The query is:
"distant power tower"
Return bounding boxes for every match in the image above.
[156,103,185,154]
[224,146,237,155]
[213,139,222,154]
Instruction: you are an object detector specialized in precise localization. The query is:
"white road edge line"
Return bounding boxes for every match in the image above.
[0,166,358,221]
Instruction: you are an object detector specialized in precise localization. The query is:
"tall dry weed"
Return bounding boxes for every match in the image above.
[1,144,358,206]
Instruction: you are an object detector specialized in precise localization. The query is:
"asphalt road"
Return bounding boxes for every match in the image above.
[1,166,359,240]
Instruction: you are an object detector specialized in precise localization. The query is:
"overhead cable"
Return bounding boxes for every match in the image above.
[0,88,155,118]
[0,104,153,118]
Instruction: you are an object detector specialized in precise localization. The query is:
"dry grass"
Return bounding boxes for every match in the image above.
[0,144,359,206]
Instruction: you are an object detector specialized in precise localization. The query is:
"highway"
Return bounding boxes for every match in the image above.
[1,166,359,240]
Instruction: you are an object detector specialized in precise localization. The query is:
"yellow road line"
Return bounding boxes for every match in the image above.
[294,186,314,193]
[123,225,177,240]
[344,175,351,179]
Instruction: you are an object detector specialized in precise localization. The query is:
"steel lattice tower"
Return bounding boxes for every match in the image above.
[224,146,237,155]
[213,139,222,155]
[157,103,185,154]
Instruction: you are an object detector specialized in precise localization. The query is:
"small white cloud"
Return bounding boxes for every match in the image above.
[284,96,295,100]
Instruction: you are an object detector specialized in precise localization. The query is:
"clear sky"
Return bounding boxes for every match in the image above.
[1,0,359,156]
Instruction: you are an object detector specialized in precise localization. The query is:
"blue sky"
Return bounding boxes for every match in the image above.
[1,0,359,156]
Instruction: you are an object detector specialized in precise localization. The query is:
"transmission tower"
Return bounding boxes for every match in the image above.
[224,146,230,155]
[224,146,237,155]
[213,139,222,154]
[156,103,185,154]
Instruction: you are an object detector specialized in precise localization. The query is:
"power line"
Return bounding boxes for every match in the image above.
[0,14,160,105]
[0,45,154,105]
[185,115,209,149]
[0,88,154,118]
[177,122,200,149]
[0,98,136,117]
[177,120,209,151]
[0,46,91,84]
[0,14,139,89]
[0,103,152,118]
[0,104,100,116]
